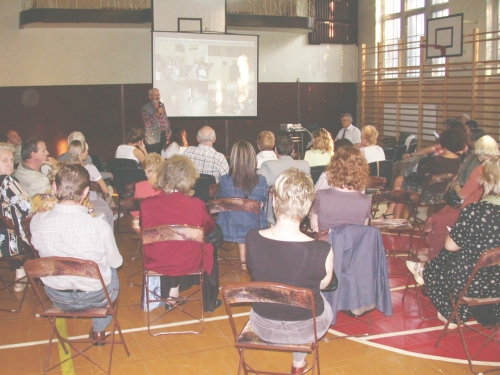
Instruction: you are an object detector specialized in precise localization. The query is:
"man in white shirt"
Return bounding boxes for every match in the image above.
[335,113,361,145]
[31,164,123,343]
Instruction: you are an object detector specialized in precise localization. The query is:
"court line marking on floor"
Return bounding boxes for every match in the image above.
[55,318,75,375]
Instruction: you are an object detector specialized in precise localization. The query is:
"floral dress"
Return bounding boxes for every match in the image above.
[0,175,32,258]
[424,200,500,325]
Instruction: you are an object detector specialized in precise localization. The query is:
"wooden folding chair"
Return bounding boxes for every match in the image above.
[222,282,320,375]
[24,257,129,375]
[208,198,261,274]
[142,224,205,336]
[435,246,500,374]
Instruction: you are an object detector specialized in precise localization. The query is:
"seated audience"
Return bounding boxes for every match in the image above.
[31,164,123,342]
[0,142,32,292]
[315,139,353,191]
[384,128,467,219]
[134,153,164,199]
[359,125,385,164]
[333,138,353,151]
[217,140,268,269]
[140,155,222,312]
[455,128,487,188]
[246,168,334,374]
[68,140,114,228]
[6,130,22,167]
[456,113,470,125]
[161,127,188,159]
[407,155,500,327]
[310,147,371,232]
[13,137,54,198]
[256,131,277,168]
[115,127,148,167]
[465,119,479,133]
[304,128,334,167]
[183,126,229,183]
[335,113,361,145]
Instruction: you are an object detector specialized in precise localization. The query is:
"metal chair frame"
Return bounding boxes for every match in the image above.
[24,257,130,375]
[222,282,320,375]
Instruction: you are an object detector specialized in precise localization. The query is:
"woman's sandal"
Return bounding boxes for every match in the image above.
[382,213,394,219]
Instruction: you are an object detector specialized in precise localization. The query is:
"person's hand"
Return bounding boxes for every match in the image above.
[42,157,57,167]
[403,153,412,161]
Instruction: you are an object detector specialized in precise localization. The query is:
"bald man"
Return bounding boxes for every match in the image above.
[6,130,22,166]
[183,126,229,183]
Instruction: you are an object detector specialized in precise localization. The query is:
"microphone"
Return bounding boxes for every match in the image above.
[158,101,163,107]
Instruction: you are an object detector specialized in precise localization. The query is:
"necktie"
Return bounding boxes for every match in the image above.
[341,128,347,139]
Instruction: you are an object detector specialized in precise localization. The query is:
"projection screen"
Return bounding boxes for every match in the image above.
[152,32,259,118]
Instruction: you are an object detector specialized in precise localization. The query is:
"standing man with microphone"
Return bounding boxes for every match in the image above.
[141,88,171,154]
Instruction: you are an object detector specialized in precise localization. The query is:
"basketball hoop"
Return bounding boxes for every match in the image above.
[420,43,447,57]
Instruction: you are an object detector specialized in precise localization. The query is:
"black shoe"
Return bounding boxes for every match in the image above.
[205,298,222,313]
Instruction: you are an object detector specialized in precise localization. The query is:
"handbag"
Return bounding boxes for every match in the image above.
[446,188,462,208]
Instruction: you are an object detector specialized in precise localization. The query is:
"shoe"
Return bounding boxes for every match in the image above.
[89,329,106,346]
[14,267,27,293]
[406,260,425,286]
[165,296,187,311]
[205,299,222,313]
[382,213,394,219]
[113,212,124,221]
[437,312,458,329]
[291,360,308,374]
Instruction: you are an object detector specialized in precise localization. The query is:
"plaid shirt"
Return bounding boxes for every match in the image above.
[183,144,229,183]
[141,102,170,144]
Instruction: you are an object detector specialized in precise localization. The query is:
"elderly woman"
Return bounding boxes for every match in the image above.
[134,153,164,198]
[115,127,148,167]
[310,147,371,232]
[161,127,188,159]
[217,140,267,269]
[0,142,32,292]
[246,168,333,374]
[67,140,114,228]
[408,155,500,327]
[359,125,385,164]
[304,128,334,167]
[140,155,222,312]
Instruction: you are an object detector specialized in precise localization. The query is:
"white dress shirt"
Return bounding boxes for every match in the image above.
[335,124,361,144]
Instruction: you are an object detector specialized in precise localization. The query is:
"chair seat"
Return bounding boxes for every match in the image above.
[462,296,500,305]
[42,305,111,318]
[235,321,314,352]
[371,218,413,231]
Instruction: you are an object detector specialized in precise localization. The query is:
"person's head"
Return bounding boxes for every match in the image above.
[275,136,294,156]
[456,114,470,124]
[340,113,353,129]
[157,155,199,195]
[197,126,216,145]
[325,146,368,190]
[21,137,49,164]
[361,125,379,147]
[6,130,22,146]
[469,128,487,146]
[438,128,468,153]
[126,128,145,144]
[67,140,88,163]
[229,140,258,195]
[48,161,68,183]
[67,131,85,145]
[480,155,500,197]
[312,128,333,153]
[257,131,275,151]
[170,127,188,147]
[273,168,315,223]
[148,88,160,102]
[465,120,479,133]
[474,135,499,162]
[144,153,164,187]
[0,142,15,176]
[334,138,353,152]
[53,163,90,204]
[444,118,468,137]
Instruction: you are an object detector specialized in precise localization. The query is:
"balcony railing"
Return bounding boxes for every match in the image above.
[21,0,151,10]
[227,0,315,18]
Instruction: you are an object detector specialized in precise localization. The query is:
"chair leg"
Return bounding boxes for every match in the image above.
[0,272,29,313]
[127,239,143,287]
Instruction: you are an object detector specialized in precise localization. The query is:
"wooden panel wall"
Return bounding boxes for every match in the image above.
[0,82,357,161]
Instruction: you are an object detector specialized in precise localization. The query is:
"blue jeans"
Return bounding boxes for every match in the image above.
[44,268,120,332]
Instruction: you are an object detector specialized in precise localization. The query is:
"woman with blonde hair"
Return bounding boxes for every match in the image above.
[115,127,148,166]
[217,140,268,269]
[360,125,385,163]
[304,128,334,167]
[246,168,333,374]
[134,153,164,198]
[310,146,371,232]
[67,140,114,227]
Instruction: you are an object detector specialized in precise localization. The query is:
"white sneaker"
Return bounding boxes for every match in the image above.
[437,311,458,329]
[14,267,27,293]
[406,260,425,285]
[113,212,124,221]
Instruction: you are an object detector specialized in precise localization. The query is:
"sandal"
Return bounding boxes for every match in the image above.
[382,213,394,219]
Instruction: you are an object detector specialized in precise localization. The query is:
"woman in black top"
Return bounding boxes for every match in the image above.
[246,167,333,374]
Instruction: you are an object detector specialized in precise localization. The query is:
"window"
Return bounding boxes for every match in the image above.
[381,0,448,78]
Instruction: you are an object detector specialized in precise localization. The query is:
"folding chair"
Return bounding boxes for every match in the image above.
[142,224,205,336]
[365,176,387,194]
[222,282,321,375]
[24,257,129,375]
[368,160,393,190]
[113,167,146,231]
[123,199,143,287]
[435,247,500,375]
[310,165,326,185]
[208,198,261,274]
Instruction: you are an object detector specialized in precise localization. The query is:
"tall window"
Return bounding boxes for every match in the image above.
[382,0,449,78]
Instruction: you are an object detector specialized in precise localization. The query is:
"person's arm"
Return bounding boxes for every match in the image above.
[310,212,319,232]
[456,165,482,200]
[141,106,161,128]
[133,141,148,166]
[444,235,461,252]
[403,145,435,161]
[102,224,123,268]
[96,177,109,195]
[319,248,334,289]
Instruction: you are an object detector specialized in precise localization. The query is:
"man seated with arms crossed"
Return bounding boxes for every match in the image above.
[14,137,56,198]
[31,164,123,343]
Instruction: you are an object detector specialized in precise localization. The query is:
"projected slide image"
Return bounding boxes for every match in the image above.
[153,32,258,117]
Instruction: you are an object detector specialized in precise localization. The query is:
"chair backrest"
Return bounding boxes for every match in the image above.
[193,174,216,203]
[107,158,139,175]
[209,198,261,227]
[368,160,393,190]
[366,176,387,191]
[407,142,418,154]
[418,172,457,206]
[24,256,102,279]
[142,224,204,245]
[392,144,408,162]
[114,167,147,196]
[310,165,326,184]
[88,154,105,172]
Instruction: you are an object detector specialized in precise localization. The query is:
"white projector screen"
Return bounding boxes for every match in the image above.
[153,32,259,118]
